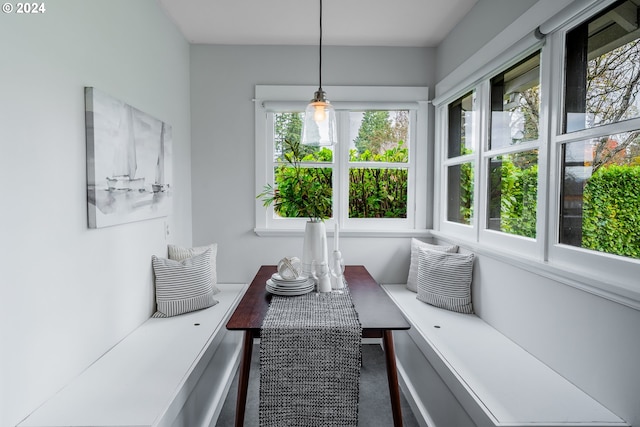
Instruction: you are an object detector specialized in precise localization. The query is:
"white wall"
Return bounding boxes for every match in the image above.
[189,45,435,285]
[0,2,192,425]
[469,252,640,427]
[435,0,537,82]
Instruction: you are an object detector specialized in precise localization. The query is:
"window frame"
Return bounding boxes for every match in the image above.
[340,109,418,230]
[254,85,429,236]
[437,89,480,239]
[478,49,547,257]
[546,9,640,293]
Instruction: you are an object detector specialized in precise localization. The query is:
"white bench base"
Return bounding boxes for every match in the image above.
[382,284,628,427]
[18,283,247,427]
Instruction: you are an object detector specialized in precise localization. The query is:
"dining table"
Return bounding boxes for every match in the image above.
[226,265,411,427]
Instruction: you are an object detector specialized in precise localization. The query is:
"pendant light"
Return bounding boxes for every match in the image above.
[301,0,337,146]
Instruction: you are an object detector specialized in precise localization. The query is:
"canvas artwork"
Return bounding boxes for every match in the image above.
[85,87,172,228]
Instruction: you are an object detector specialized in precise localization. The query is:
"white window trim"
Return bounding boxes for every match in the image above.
[254,85,429,236]
[433,1,640,308]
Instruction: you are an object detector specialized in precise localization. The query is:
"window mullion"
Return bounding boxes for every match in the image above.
[536,37,554,262]
[443,154,475,166]
[262,111,275,228]
[337,111,349,225]
[483,140,540,158]
[349,161,410,169]
[476,80,490,238]
[433,105,446,229]
[555,117,640,144]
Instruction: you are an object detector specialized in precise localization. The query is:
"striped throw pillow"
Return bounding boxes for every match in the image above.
[406,238,458,292]
[168,243,220,294]
[152,248,219,318]
[416,248,474,314]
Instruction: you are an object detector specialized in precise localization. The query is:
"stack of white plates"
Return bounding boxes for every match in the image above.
[266,273,314,296]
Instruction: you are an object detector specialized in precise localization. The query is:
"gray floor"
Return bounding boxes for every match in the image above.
[215,343,420,427]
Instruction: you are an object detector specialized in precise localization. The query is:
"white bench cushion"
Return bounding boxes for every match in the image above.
[19,283,247,427]
[382,284,627,427]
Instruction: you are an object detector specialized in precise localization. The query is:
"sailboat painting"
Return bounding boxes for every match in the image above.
[85,87,172,228]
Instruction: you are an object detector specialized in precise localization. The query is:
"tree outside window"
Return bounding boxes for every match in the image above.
[268,110,411,220]
[349,111,409,219]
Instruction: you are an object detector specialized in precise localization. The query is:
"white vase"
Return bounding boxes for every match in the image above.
[302,220,328,277]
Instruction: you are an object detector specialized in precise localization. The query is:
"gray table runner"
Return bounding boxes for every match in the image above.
[259,291,362,427]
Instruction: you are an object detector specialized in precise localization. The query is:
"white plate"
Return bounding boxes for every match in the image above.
[267,278,313,289]
[271,273,308,283]
[266,279,314,290]
[270,279,310,288]
[266,284,314,296]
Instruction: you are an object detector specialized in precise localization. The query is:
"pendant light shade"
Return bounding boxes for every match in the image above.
[301,0,337,146]
[301,89,337,146]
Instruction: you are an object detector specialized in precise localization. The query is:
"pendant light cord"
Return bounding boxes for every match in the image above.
[318,0,323,91]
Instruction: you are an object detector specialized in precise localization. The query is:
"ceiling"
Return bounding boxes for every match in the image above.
[158,0,478,47]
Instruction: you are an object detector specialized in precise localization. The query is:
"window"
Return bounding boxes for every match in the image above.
[348,111,411,220]
[440,52,542,247]
[255,86,428,234]
[560,0,640,260]
[271,112,333,220]
[445,91,476,226]
[487,52,541,239]
[564,0,640,133]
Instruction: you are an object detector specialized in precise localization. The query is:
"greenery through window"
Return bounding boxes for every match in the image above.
[487,52,540,238]
[446,91,475,225]
[488,151,538,238]
[447,164,474,225]
[270,110,410,220]
[348,111,409,218]
[561,0,640,259]
[561,133,640,259]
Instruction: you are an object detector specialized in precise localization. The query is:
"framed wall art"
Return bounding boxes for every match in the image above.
[85,87,172,228]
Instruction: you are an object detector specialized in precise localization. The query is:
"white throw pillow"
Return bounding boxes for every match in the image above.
[416,248,474,314]
[152,249,219,318]
[406,238,458,292]
[168,243,220,294]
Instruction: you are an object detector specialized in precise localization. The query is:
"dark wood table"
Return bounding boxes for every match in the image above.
[226,265,411,427]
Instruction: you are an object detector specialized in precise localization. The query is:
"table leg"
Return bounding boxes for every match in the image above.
[383,330,403,427]
[234,331,254,427]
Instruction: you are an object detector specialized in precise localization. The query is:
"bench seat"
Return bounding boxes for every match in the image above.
[18,283,248,427]
[382,284,628,427]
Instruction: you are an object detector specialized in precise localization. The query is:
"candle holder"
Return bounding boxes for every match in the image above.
[330,250,346,293]
[311,260,332,293]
